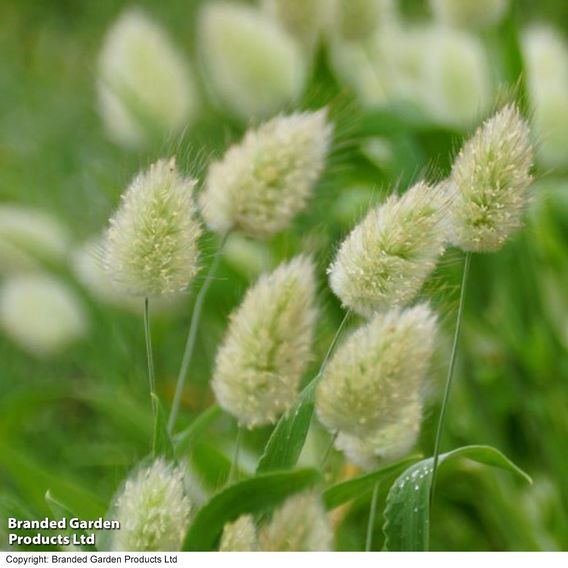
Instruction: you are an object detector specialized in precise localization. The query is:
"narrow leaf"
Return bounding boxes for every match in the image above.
[256,380,317,473]
[182,468,321,551]
[383,445,532,551]
[323,455,421,511]
[152,394,174,460]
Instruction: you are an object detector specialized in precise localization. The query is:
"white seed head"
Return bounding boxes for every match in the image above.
[329,0,394,42]
[0,274,87,356]
[258,492,333,551]
[110,459,191,552]
[418,27,491,128]
[0,206,69,275]
[199,2,305,119]
[200,110,332,237]
[335,399,422,470]
[220,515,258,551]
[430,0,509,29]
[262,0,327,47]
[448,104,534,252]
[97,8,198,148]
[72,237,181,313]
[103,158,202,298]
[328,182,448,317]
[523,27,568,170]
[316,304,436,438]
[212,256,317,428]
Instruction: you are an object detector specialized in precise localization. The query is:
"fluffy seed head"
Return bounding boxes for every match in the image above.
[0,274,87,357]
[316,304,436,438]
[262,0,327,47]
[103,158,202,298]
[212,256,317,428]
[220,515,258,551]
[200,110,332,237]
[258,492,333,551]
[430,0,509,29]
[199,2,305,119]
[335,399,422,470]
[0,206,69,275]
[330,0,394,42]
[97,8,198,148]
[522,27,568,170]
[448,104,534,252]
[110,459,191,551]
[328,182,448,317]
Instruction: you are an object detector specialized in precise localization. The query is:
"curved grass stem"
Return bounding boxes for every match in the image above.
[143,297,157,432]
[168,233,229,434]
[429,252,472,511]
[365,481,380,552]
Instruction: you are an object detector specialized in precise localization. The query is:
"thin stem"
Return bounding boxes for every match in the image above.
[365,482,380,552]
[143,297,157,422]
[430,252,472,505]
[318,310,351,378]
[320,431,338,468]
[168,232,230,434]
[228,426,242,485]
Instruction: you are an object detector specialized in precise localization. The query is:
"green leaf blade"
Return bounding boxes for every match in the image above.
[256,381,317,473]
[383,445,532,552]
[182,468,321,551]
[323,455,421,511]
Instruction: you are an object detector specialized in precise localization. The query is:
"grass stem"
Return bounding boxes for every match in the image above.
[168,232,229,434]
[429,252,472,512]
[143,297,157,428]
[365,481,380,552]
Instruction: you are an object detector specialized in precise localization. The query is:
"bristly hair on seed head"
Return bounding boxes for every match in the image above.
[199,109,333,238]
[334,398,423,470]
[316,303,437,438]
[103,158,202,298]
[447,103,534,252]
[328,181,450,317]
[212,255,318,428]
[258,492,333,551]
[110,459,191,551]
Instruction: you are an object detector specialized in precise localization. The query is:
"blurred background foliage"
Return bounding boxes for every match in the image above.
[0,0,567,552]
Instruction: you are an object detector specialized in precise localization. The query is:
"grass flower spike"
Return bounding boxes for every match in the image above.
[103,158,201,298]
[262,0,326,48]
[523,27,568,170]
[110,459,191,551]
[335,399,422,469]
[430,0,509,29]
[212,256,317,428]
[0,274,86,357]
[448,104,534,252]
[328,181,448,317]
[200,110,332,237]
[259,493,333,551]
[0,206,69,275]
[97,8,198,148]
[220,515,258,551]
[316,304,436,438]
[330,0,394,42]
[199,2,305,119]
